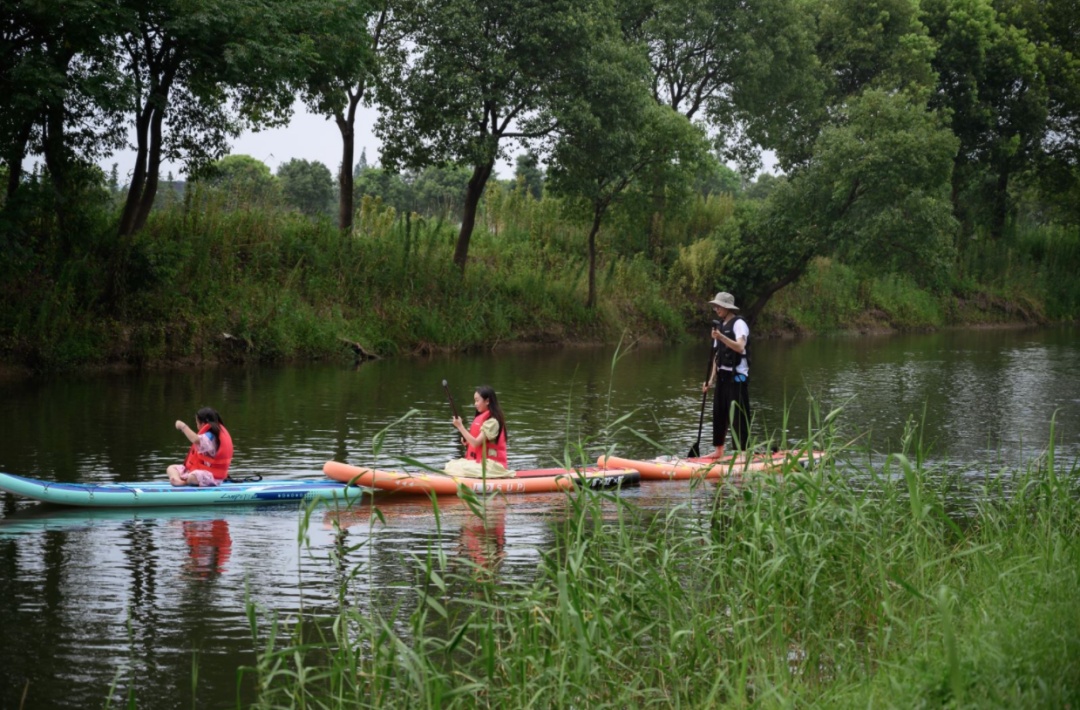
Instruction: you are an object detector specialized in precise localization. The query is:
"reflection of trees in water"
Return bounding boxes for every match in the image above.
[122,518,164,685]
[0,531,68,709]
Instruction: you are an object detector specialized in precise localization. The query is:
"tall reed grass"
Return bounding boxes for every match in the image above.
[239,415,1080,708]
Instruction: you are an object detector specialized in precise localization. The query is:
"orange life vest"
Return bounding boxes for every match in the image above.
[465,411,508,467]
[182,424,234,480]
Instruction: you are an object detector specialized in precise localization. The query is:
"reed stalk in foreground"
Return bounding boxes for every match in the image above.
[240,417,1080,709]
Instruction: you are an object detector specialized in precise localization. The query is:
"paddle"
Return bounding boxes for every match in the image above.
[442,379,465,453]
[441,379,460,419]
[688,342,718,458]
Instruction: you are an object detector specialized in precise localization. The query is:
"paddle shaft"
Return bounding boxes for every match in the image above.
[689,341,718,457]
[442,380,467,453]
[442,380,460,420]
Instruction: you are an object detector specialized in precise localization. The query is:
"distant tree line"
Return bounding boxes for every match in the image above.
[2,0,1078,317]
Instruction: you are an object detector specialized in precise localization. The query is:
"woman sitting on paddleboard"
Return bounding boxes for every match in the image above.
[167,407,234,487]
[445,385,514,478]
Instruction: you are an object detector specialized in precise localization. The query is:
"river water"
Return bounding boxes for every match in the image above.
[1,327,1077,708]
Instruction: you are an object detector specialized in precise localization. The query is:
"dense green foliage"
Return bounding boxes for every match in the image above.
[277,158,336,217]
[237,419,1080,707]
[2,0,1079,369]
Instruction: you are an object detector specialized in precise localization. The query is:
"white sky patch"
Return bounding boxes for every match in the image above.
[95,101,519,182]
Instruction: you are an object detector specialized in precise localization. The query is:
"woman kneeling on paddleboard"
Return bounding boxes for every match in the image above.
[445,385,514,478]
[167,407,234,487]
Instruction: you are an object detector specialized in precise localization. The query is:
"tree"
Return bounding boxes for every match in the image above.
[203,154,280,206]
[293,0,397,232]
[551,102,707,307]
[1029,0,1080,223]
[376,0,610,271]
[547,34,709,307]
[767,0,937,169]
[115,0,298,236]
[743,173,782,201]
[353,165,412,214]
[721,90,959,323]
[923,0,1048,239]
[675,0,951,323]
[630,0,815,132]
[277,158,335,217]
[514,152,544,199]
[622,0,816,253]
[0,0,126,231]
[411,166,471,219]
[695,157,742,196]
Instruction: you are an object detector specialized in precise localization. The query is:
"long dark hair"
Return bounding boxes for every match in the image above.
[475,385,507,443]
[195,407,224,442]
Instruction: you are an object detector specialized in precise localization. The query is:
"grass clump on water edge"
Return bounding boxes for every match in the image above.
[240,420,1080,708]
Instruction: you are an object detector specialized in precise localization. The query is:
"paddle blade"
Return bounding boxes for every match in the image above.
[688,442,700,458]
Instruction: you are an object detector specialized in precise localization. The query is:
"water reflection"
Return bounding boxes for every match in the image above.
[323,494,551,584]
[180,519,232,580]
[458,504,508,575]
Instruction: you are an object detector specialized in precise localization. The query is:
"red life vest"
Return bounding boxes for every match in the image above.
[465,411,508,467]
[182,424,234,480]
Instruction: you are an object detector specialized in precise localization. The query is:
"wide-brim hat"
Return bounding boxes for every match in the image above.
[708,292,739,311]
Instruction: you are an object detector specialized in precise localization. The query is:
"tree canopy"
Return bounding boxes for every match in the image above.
[720,90,959,321]
[376,0,620,270]
[278,158,335,217]
[3,0,1078,326]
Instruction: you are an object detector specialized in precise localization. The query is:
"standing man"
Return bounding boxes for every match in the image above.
[701,292,751,459]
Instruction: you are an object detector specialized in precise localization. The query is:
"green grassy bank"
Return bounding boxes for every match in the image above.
[234,427,1080,708]
[3,186,1078,371]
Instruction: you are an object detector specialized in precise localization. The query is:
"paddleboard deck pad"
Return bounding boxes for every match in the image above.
[597,449,820,480]
[324,461,640,495]
[0,472,365,508]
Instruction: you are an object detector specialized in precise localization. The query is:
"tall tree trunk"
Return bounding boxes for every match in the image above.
[335,91,361,232]
[119,107,152,236]
[586,202,610,309]
[950,160,964,251]
[586,215,601,309]
[42,102,72,241]
[131,105,166,233]
[454,161,495,272]
[39,47,76,237]
[120,62,176,237]
[4,160,20,203]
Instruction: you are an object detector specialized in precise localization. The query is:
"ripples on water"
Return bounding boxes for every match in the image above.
[0,327,1077,708]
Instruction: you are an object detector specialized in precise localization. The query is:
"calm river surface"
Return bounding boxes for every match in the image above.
[1,327,1078,709]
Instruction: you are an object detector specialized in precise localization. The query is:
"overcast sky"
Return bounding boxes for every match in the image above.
[100,101,519,183]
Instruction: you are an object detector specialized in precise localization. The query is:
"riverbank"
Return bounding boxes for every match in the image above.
[0,288,1060,377]
[2,197,1075,373]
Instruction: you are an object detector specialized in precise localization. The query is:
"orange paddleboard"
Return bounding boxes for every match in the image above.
[324,461,639,495]
[597,449,819,480]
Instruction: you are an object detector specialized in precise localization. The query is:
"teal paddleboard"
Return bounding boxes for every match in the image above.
[0,472,367,508]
